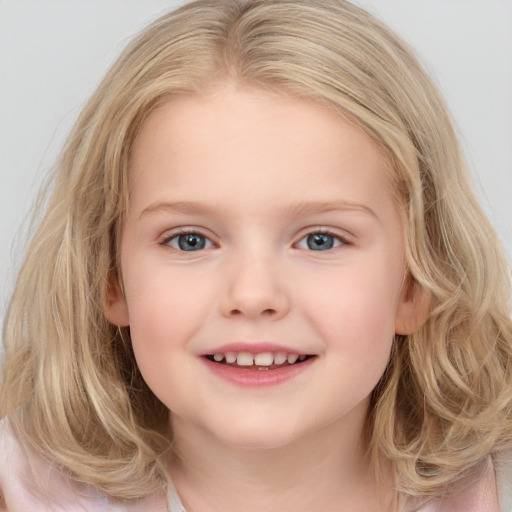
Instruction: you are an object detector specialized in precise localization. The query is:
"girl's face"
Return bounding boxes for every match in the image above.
[107,84,423,450]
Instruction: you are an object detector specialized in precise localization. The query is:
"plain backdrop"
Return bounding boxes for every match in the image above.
[1,1,511,345]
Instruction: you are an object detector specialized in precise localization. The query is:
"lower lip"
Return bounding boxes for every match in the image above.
[201,357,316,387]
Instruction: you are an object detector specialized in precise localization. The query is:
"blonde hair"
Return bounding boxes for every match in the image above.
[1,0,511,504]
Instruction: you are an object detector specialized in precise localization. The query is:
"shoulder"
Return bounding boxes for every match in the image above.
[0,417,167,512]
[0,416,109,511]
[415,455,510,512]
[496,452,512,512]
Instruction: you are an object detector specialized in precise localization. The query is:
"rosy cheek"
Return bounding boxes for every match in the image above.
[307,272,397,344]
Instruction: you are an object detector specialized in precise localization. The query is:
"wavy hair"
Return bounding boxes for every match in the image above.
[1,0,511,504]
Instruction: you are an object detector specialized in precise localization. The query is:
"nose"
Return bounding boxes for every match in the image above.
[220,253,291,321]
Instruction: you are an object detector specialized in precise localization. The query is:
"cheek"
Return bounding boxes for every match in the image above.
[125,284,204,412]
[123,257,210,331]
[313,272,398,403]
[120,264,208,380]
[300,261,401,354]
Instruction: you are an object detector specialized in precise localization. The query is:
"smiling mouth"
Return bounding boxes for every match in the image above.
[204,351,315,370]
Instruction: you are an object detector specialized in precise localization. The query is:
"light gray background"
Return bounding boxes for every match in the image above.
[1,1,512,342]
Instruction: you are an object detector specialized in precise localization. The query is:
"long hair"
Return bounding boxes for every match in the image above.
[2,0,511,502]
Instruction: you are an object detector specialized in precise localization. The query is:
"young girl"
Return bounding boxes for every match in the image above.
[1,0,511,510]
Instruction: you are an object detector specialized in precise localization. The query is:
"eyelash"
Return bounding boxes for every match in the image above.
[159,227,350,252]
[295,228,349,251]
[160,228,216,251]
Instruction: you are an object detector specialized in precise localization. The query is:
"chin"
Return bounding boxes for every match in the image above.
[211,422,304,451]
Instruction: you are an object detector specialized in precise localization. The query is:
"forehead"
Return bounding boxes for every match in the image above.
[128,84,395,218]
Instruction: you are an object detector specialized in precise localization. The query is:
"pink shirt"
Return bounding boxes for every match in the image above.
[0,418,510,511]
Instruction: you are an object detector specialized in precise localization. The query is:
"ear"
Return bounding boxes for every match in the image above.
[103,275,130,327]
[395,275,430,335]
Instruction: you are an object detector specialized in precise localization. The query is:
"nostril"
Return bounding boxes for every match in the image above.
[229,308,276,317]
[222,289,290,320]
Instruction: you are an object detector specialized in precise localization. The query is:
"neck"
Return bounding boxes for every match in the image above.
[168,411,394,512]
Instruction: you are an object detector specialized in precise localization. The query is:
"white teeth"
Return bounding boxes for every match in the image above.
[210,351,310,366]
[236,352,254,366]
[225,352,237,364]
[254,352,274,366]
[274,352,287,365]
[287,354,299,364]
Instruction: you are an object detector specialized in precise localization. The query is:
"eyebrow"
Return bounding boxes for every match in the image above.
[284,200,378,220]
[139,201,220,219]
[139,200,378,220]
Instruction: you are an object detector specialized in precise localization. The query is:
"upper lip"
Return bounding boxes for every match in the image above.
[199,342,314,356]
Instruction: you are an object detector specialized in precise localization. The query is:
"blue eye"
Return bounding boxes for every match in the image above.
[297,232,344,251]
[167,233,213,251]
